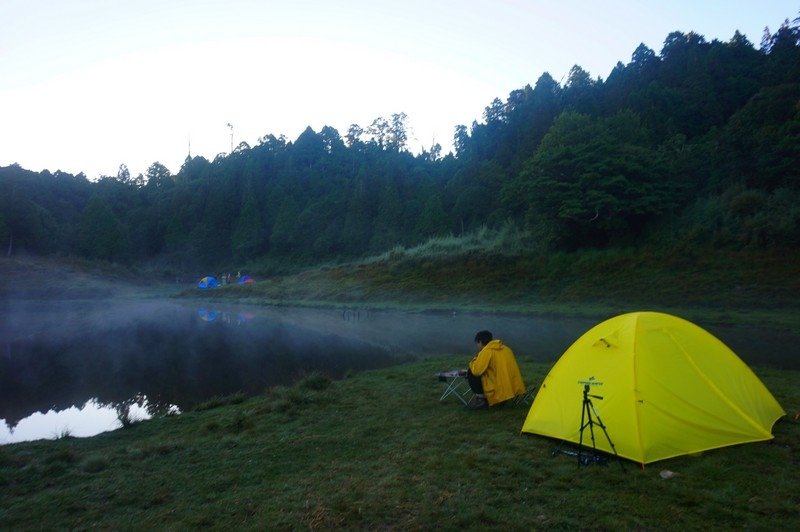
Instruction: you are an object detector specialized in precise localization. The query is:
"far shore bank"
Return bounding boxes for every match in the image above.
[3,251,799,331]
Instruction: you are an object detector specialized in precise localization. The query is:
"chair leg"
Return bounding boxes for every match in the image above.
[514,385,536,405]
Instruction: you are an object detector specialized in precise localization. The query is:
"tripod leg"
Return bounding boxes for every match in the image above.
[587,405,598,452]
[579,398,599,465]
[578,398,588,465]
[589,404,625,470]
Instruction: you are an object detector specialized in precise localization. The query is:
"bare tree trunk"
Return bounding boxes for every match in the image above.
[6,229,12,257]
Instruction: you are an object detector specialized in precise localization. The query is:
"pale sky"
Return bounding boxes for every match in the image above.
[1,1,797,179]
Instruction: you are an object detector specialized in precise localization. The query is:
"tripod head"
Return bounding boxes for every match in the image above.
[583,384,603,401]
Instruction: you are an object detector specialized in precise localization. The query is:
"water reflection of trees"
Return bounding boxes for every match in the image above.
[111,393,178,428]
[0,304,410,429]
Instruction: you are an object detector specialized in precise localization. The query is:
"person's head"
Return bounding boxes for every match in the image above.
[474,330,493,348]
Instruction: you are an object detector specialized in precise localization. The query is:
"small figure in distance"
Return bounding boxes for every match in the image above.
[466,330,526,409]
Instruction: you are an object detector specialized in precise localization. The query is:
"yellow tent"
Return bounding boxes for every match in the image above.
[521,312,785,465]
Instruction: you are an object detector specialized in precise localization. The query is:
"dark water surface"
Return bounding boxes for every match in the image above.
[1,300,797,444]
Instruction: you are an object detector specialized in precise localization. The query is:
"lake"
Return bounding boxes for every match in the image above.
[1,300,797,444]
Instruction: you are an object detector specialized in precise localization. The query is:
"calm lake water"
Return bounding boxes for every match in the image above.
[1,300,797,444]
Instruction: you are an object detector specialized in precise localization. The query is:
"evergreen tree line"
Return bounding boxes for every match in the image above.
[1,19,799,271]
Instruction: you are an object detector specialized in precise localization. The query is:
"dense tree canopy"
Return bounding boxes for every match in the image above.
[505,110,675,248]
[1,17,799,270]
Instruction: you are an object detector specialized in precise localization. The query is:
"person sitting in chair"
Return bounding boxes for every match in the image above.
[467,330,526,409]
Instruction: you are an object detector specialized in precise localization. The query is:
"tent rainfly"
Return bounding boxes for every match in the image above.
[521,312,785,465]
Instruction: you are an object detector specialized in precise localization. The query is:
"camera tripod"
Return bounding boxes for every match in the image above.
[578,384,622,466]
[554,384,624,469]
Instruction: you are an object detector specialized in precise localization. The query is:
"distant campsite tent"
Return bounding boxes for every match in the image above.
[238,275,254,284]
[521,312,785,465]
[197,276,219,289]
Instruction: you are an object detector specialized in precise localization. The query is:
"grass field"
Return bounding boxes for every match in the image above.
[2,356,798,529]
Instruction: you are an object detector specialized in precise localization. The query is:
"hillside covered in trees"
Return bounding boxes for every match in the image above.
[1,20,799,274]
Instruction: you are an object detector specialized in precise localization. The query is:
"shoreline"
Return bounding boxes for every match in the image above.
[177,291,800,332]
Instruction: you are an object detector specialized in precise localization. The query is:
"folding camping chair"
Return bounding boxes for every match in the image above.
[435,369,474,406]
[513,384,537,406]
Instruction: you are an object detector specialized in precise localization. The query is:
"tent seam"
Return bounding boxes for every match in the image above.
[632,312,646,465]
[663,328,772,437]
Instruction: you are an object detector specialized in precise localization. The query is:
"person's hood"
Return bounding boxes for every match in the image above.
[485,339,505,350]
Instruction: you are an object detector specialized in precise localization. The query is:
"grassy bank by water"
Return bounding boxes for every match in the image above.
[187,244,800,330]
[3,237,798,330]
[2,356,799,529]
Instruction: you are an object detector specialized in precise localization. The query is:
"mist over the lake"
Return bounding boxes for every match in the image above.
[3,297,798,444]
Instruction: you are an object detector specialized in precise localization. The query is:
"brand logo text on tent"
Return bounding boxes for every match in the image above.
[578,376,603,387]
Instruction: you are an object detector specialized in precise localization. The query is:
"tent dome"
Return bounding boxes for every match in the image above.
[521,312,785,464]
[197,276,219,289]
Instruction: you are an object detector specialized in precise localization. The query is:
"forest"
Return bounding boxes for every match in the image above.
[1,19,799,274]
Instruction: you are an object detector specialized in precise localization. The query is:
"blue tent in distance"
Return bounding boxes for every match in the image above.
[197,276,219,289]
